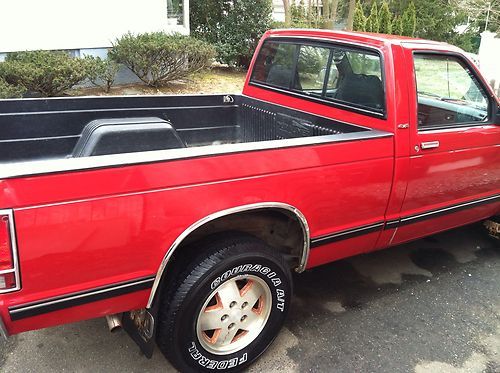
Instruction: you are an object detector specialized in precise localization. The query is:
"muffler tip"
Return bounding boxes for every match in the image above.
[106,314,122,332]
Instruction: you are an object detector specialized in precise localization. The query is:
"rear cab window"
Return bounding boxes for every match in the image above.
[250,39,385,116]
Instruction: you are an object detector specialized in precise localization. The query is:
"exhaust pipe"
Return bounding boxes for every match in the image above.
[106,314,122,332]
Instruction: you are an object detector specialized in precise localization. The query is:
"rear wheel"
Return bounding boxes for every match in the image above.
[156,235,292,372]
[483,215,499,240]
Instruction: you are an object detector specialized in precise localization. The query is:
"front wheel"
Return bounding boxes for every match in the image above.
[156,235,292,372]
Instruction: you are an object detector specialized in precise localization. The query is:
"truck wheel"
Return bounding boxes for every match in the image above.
[156,235,292,372]
[483,216,499,240]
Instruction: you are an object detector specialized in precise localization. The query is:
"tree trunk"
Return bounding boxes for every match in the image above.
[321,0,334,29]
[346,0,356,30]
[323,0,330,19]
[330,0,338,21]
[282,0,291,26]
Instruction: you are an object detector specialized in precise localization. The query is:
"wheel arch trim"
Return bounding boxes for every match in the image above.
[146,202,310,308]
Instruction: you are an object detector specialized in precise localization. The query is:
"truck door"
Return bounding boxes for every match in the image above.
[390,48,500,245]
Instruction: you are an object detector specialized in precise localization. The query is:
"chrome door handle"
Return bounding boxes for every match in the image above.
[421,141,440,149]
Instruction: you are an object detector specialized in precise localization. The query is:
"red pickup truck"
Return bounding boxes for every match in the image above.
[0,29,499,371]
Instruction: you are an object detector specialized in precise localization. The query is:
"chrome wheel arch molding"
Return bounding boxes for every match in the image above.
[146,202,310,308]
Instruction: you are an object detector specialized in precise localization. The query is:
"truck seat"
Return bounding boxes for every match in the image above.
[335,74,384,110]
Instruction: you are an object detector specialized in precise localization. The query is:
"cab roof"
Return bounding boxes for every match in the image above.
[265,29,455,51]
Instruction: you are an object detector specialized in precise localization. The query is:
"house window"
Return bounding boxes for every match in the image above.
[167,0,184,26]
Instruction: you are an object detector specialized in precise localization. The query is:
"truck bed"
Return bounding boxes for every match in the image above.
[0,94,383,166]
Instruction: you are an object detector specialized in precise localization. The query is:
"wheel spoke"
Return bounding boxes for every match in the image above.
[240,280,264,308]
[217,280,241,308]
[216,325,240,347]
[199,309,225,331]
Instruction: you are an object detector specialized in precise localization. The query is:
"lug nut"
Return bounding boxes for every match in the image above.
[228,323,235,329]
[240,315,247,322]
[241,302,248,309]
[230,301,237,308]
[221,314,229,322]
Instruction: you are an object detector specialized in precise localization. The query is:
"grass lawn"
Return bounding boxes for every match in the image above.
[70,67,247,97]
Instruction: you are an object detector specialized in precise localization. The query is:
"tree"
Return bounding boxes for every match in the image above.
[353,1,367,31]
[455,0,500,33]
[322,0,332,28]
[366,1,380,33]
[320,0,340,29]
[283,0,291,26]
[190,0,272,68]
[346,0,356,30]
[378,0,392,34]
[401,0,416,37]
[392,15,404,35]
[330,0,340,24]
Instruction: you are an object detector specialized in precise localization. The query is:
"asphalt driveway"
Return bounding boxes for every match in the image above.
[1,223,499,372]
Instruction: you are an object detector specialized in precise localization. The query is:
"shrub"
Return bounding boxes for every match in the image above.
[86,57,119,93]
[401,1,416,37]
[0,50,92,97]
[365,1,379,33]
[291,0,323,28]
[353,1,367,31]
[0,78,26,99]
[392,16,404,36]
[190,0,272,68]
[109,32,216,87]
[378,1,392,34]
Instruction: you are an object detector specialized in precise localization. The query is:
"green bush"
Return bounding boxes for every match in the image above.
[353,1,367,31]
[365,1,379,33]
[401,1,416,37]
[291,1,323,28]
[86,57,119,93]
[191,0,272,68]
[109,32,216,88]
[0,50,92,97]
[0,77,26,99]
[378,1,392,34]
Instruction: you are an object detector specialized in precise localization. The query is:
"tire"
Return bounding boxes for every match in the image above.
[156,234,292,372]
[483,215,499,240]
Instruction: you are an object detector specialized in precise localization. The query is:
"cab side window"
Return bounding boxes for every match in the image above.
[414,54,490,129]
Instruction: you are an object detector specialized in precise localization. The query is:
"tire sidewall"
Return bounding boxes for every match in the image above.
[174,251,291,372]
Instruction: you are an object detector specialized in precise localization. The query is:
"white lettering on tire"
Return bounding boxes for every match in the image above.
[210,263,286,312]
[188,342,248,369]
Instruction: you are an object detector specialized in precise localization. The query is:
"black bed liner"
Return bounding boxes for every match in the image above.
[0,94,370,163]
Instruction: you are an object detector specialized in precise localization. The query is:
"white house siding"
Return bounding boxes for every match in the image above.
[478,31,500,96]
[0,0,189,58]
[272,0,285,22]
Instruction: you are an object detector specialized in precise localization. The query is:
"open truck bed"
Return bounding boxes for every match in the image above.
[0,94,387,166]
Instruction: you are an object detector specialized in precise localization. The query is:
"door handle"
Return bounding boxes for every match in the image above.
[421,141,440,150]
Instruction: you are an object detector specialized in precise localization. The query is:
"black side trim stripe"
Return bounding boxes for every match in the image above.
[386,194,500,230]
[9,276,155,321]
[310,222,384,248]
[384,219,400,230]
[309,194,500,248]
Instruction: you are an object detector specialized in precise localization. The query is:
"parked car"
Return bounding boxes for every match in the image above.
[0,29,498,372]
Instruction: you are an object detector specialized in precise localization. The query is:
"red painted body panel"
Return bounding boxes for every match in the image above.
[0,29,499,337]
[389,45,500,245]
[2,138,394,334]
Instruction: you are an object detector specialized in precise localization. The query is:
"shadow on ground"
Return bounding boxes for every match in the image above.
[1,223,499,372]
